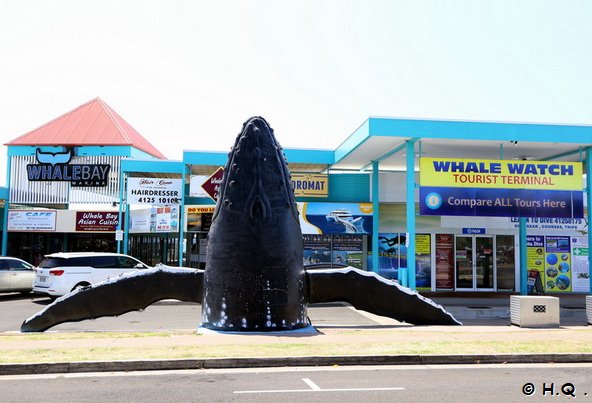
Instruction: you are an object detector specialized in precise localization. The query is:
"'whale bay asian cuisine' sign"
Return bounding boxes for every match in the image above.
[27,148,111,187]
[291,174,328,197]
[75,211,121,232]
[127,178,182,205]
[419,158,583,218]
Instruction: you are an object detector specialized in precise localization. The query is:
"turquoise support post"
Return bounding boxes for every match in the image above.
[116,171,125,254]
[406,140,417,290]
[519,217,528,295]
[1,155,12,255]
[123,202,130,255]
[587,148,592,294]
[371,160,380,274]
[178,165,187,266]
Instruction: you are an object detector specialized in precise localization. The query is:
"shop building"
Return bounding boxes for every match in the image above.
[2,101,592,295]
[1,98,168,265]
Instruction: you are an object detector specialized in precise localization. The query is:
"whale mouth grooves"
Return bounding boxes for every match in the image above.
[249,195,268,220]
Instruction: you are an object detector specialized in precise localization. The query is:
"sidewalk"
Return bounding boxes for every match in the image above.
[432,294,589,326]
[1,296,590,375]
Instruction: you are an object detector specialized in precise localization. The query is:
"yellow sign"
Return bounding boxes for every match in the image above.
[186,206,216,214]
[420,158,582,190]
[291,174,329,197]
[415,234,431,255]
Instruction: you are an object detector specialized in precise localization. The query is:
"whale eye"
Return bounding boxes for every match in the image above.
[229,180,236,187]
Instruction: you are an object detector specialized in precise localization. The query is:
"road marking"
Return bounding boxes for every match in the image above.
[234,377,405,394]
[302,377,321,390]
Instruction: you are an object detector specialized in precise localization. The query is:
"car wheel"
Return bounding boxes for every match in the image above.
[71,282,91,292]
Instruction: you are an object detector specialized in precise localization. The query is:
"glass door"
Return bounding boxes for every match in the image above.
[475,237,494,290]
[455,235,495,291]
[455,236,473,289]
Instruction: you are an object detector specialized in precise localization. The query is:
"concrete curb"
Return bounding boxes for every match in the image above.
[2,353,592,376]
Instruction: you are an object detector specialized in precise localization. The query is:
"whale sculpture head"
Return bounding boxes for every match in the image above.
[201,117,307,331]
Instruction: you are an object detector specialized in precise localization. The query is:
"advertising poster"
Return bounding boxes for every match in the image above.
[545,236,572,292]
[185,206,216,232]
[130,210,151,232]
[332,235,364,269]
[303,234,332,268]
[155,206,179,233]
[377,233,431,288]
[526,236,545,294]
[571,236,590,293]
[415,234,431,290]
[377,233,406,280]
[435,234,454,289]
[298,202,373,235]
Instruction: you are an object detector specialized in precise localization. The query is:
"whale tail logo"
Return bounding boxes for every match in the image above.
[35,148,72,166]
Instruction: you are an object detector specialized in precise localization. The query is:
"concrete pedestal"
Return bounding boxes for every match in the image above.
[510,296,559,328]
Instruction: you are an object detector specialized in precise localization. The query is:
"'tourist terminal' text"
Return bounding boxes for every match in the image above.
[451,174,555,186]
[448,197,566,209]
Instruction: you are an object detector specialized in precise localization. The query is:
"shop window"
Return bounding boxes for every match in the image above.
[496,235,515,291]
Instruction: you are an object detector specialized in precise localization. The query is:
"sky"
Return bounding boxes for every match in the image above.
[1,0,592,186]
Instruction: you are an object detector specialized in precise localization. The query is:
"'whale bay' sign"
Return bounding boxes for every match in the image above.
[26,149,111,187]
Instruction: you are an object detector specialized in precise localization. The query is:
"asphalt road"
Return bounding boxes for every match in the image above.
[0,293,383,332]
[1,363,591,402]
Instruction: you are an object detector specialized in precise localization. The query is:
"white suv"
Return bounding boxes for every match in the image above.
[33,252,151,298]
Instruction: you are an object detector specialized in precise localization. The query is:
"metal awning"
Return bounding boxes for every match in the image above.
[331,118,592,172]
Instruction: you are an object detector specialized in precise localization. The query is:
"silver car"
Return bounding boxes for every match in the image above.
[0,257,36,294]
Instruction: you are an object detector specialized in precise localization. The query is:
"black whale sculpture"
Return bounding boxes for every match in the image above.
[21,117,460,332]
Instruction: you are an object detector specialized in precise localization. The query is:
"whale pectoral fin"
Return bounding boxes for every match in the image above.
[306,268,461,326]
[21,268,204,332]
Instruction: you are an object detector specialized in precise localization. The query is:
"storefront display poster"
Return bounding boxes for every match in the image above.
[298,202,373,235]
[435,234,454,289]
[571,236,590,293]
[544,235,571,292]
[526,235,545,294]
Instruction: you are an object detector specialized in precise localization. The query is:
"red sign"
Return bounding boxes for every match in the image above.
[75,211,122,232]
[201,167,224,201]
[435,233,454,289]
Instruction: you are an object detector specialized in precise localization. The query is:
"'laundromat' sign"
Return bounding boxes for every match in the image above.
[291,174,328,197]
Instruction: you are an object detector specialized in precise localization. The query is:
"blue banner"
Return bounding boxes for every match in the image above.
[420,187,583,218]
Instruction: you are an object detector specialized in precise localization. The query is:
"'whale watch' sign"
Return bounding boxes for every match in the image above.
[26,149,111,187]
[419,158,583,218]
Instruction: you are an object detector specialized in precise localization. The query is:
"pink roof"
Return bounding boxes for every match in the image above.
[6,98,167,159]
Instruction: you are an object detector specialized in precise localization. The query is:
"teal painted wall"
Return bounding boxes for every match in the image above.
[297,173,369,203]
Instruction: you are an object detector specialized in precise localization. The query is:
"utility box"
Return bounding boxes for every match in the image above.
[510,296,560,328]
[587,296,592,325]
